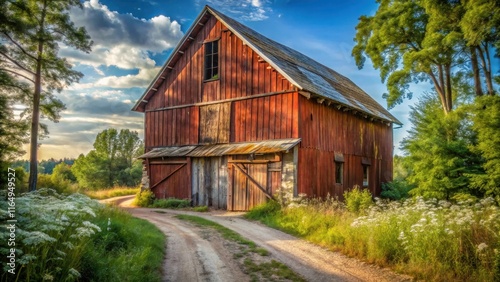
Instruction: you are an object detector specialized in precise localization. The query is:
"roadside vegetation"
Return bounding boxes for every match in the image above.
[84,186,140,200]
[247,190,500,281]
[0,189,165,282]
[176,215,305,282]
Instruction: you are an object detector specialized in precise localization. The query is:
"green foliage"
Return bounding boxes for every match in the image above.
[402,94,483,199]
[381,180,414,200]
[134,190,155,207]
[79,207,165,282]
[71,128,143,189]
[151,198,190,209]
[344,186,373,214]
[37,173,75,195]
[248,196,500,281]
[84,187,140,200]
[0,189,101,281]
[193,206,209,212]
[469,96,500,197]
[245,200,282,220]
[352,0,499,113]
[51,162,76,183]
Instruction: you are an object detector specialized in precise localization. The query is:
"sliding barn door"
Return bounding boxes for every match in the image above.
[149,158,191,199]
[228,161,281,211]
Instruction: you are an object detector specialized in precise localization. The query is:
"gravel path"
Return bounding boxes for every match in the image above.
[102,195,412,282]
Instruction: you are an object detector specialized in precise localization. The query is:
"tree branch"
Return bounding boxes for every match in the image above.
[0,50,35,76]
[2,32,37,61]
[0,68,35,83]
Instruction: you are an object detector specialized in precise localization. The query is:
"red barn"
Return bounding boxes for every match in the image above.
[132,6,401,211]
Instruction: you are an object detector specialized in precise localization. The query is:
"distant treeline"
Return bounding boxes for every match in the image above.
[11,158,75,175]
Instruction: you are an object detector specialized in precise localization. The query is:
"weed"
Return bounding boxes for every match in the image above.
[248,195,500,281]
[151,198,190,209]
[84,186,139,199]
[134,190,155,207]
[193,205,209,212]
[344,186,373,214]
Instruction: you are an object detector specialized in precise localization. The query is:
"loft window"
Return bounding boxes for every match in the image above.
[335,162,343,184]
[362,165,369,187]
[204,40,219,80]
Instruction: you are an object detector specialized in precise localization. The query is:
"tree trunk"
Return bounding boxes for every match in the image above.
[445,64,453,112]
[28,0,47,192]
[470,46,483,96]
[28,42,42,192]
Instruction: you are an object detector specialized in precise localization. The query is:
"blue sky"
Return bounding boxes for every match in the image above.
[33,0,422,160]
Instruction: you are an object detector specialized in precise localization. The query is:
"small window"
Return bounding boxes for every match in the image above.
[335,161,343,184]
[204,40,219,80]
[362,165,369,187]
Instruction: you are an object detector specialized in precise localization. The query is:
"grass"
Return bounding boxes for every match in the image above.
[80,207,165,282]
[84,186,140,199]
[246,197,500,281]
[175,215,304,281]
[151,198,190,209]
[193,205,209,212]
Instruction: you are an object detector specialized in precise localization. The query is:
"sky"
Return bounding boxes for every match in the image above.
[28,0,427,160]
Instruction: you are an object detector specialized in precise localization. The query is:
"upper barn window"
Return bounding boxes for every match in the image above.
[204,40,219,80]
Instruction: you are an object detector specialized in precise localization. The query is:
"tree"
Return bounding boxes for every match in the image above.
[0,0,92,191]
[72,129,143,189]
[352,0,499,114]
[401,93,483,199]
[469,95,500,197]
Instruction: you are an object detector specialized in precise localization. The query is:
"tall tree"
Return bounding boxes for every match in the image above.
[0,0,92,191]
[401,93,483,199]
[352,0,498,114]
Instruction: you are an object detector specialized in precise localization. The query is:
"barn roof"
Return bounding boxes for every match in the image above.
[137,138,301,159]
[132,6,401,125]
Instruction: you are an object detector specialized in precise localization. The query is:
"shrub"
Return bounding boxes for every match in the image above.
[381,180,414,200]
[246,200,281,220]
[344,186,373,214]
[193,206,209,212]
[84,186,140,199]
[151,198,190,209]
[134,190,155,207]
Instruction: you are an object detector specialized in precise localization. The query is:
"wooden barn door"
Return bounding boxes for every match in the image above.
[149,158,191,199]
[228,162,279,211]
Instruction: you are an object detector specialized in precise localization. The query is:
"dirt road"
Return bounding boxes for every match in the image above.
[104,196,411,282]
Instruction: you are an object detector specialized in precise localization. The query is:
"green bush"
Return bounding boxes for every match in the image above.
[193,206,209,212]
[37,173,76,194]
[134,190,155,207]
[344,186,373,214]
[151,198,190,209]
[381,180,414,200]
[246,200,281,220]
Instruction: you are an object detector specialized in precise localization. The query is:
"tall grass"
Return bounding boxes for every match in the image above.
[84,186,140,199]
[246,197,500,281]
[0,189,164,282]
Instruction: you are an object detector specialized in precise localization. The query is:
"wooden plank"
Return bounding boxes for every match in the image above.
[232,163,274,200]
[292,92,299,138]
[150,163,186,189]
[227,158,233,211]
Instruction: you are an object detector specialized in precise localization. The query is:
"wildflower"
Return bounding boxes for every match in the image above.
[43,273,54,281]
[477,243,488,253]
[107,218,111,231]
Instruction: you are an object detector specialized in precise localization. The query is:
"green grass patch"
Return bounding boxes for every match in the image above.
[246,197,500,281]
[85,186,140,199]
[151,198,190,209]
[193,205,209,212]
[80,207,165,282]
[243,259,305,282]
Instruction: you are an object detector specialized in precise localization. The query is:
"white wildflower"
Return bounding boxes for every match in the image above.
[477,243,488,252]
[43,273,54,281]
[69,268,81,278]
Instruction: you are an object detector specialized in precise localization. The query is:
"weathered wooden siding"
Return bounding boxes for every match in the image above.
[231,92,299,142]
[297,96,393,198]
[145,106,199,149]
[144,15,295,112]
[191,157,228,209]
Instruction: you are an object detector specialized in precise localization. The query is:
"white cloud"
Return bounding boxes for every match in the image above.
[205,0,271,21]
[69,67,160,89]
